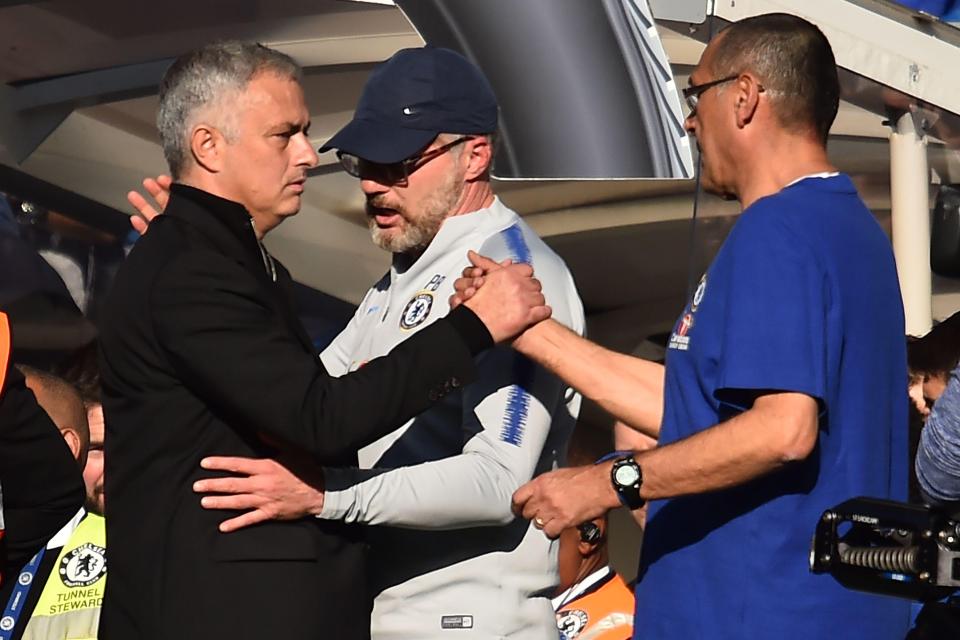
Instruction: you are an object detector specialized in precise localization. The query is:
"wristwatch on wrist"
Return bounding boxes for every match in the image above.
[610,455,644,510]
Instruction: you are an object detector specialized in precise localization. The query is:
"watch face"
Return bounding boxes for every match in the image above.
[614,463,640,486]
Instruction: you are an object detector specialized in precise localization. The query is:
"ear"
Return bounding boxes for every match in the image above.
[61,428,83,463]
[733,73,763,129]
[190,123,227,174]
[463,136,493,181]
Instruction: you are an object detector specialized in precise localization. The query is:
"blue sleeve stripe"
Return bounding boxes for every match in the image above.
[501,224,533,265]
[500,356,535,446]
[498,223,535,446]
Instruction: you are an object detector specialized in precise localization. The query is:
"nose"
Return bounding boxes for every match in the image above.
[294,132,319,169]
[360,176,388,198]
[684,111,697,136]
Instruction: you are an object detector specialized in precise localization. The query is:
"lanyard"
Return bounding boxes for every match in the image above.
[0,547,45,640]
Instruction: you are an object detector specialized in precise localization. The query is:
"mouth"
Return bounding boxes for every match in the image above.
[366,203,402,228]
[287,178,306,194]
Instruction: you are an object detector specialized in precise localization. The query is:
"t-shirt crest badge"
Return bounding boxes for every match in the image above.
[59,542,106,587]
[691,274,707,312]
[399,292,434,330]
[556,608,589,638]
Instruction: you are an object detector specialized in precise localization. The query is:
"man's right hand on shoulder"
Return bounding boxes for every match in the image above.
[460,250,551,343]
[127,174,172,234]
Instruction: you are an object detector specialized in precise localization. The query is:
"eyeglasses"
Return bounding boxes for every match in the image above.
[682,75,739,114]
[337,136,473,185]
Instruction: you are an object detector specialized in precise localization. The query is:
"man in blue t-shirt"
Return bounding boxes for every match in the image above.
[456,12,911,640]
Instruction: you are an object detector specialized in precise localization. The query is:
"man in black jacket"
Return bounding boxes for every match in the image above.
[0,313,85,618]
[97,42,548,640]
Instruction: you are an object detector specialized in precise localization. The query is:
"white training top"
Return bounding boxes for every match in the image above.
[320,197,585,639]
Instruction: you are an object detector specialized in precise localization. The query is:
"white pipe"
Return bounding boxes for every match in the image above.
[890,110,933,336]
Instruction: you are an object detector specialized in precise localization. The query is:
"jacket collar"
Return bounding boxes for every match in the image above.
[552,566,615,610]
[163,184,315,353]
[167,184,260,264]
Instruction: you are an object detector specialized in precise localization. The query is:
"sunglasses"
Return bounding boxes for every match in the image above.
[337,136,473,185]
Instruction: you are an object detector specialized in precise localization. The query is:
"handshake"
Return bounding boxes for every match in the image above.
[451,250,552,345]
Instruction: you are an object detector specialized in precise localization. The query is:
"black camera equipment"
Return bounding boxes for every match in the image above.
[810,497,960,602]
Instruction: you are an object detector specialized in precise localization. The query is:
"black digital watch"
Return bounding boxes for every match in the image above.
[610,454,644,510]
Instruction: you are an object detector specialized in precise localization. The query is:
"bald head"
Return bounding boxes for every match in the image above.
[18,365,89,467]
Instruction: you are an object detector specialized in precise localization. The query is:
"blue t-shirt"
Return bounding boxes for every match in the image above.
[634,175,911,639]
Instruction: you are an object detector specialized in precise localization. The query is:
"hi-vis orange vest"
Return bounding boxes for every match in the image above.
[0,311,10,589]
[0,311,10,400]
[556,570,635,640]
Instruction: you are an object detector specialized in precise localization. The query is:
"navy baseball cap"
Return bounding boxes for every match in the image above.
[319,46,498,164]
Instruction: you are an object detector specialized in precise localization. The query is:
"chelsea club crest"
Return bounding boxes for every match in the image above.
[556,609,589,639]
[691,274,707,312]
[400,292,434,330]
[59,542,107,588]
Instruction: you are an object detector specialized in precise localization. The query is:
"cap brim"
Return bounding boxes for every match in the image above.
[319,119,437,164]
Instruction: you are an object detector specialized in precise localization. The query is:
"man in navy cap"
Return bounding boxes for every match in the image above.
[195,46,586,639]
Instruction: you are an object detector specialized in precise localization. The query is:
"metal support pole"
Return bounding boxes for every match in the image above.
[890,110,933,336]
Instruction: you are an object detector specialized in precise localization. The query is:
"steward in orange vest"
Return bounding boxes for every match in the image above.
[553,519,634,640]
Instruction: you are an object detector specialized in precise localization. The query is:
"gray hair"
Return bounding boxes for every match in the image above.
[157,41,302,179]
[437,131,499,172]
[710,14,839,144]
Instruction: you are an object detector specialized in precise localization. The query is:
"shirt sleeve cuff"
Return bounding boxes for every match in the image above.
[445,305,494,357]
[318,488,350,520]
[316,467,357,521]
